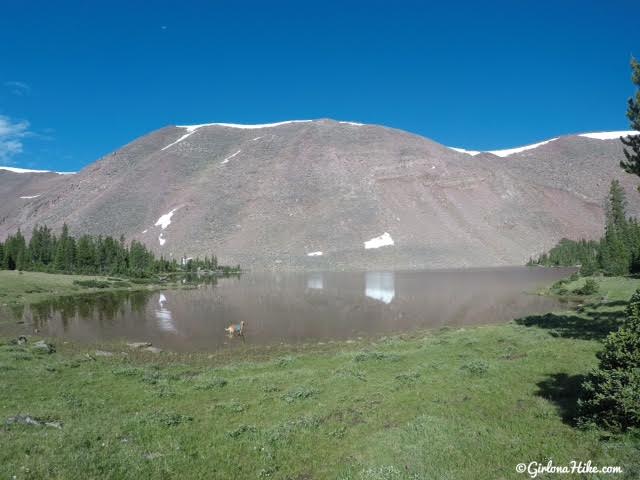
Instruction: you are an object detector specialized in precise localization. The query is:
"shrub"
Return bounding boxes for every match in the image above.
[460,360,489,376]
[73,279,111,289]
[226,424,257,438]
[282,386,318,403]
[573,278,599,296]
[625,289,640,319]
[353,351,401,362]
[577,289,640,430]
[194,377,228,390]
[138,411,193,427]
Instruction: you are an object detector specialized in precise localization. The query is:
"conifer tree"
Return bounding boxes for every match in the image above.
[620,58,640,179]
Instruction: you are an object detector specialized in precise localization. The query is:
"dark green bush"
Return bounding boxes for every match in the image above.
[578,289,640,431]
[460,359,489,376]
[573,278,599,296]
[551,279,568,290]
[72,279,111,289]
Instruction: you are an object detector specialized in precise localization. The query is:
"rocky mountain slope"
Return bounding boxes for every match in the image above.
[1,119,638,270]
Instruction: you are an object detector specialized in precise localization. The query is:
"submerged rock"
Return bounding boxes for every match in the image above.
[94,350,114,357]
[33,340,55,354]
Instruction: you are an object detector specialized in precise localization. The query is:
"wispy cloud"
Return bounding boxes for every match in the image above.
[0,115,30,163]
[4,80,31,96]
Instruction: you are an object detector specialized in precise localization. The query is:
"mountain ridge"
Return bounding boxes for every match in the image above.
[1,119,639,271]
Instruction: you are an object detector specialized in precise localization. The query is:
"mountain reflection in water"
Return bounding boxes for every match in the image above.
[0,267,575,352]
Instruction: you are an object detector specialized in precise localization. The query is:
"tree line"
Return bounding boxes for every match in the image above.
[528,179,640,276]
[0,224,239,277]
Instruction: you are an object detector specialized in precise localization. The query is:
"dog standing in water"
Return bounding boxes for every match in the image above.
[225,320,245,337]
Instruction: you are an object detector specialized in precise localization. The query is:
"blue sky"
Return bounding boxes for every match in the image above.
[1,0,639,172]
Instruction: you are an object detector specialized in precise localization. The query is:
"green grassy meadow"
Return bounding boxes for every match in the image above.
[0,274,639,479]
[0,270,184,307]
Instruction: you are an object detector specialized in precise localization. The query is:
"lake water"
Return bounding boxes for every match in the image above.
[0,267,574,352]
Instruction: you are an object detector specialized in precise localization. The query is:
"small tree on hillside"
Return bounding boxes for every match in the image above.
[620,58,640,179]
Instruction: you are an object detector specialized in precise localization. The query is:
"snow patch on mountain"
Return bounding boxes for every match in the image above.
[0,166,75,174]
[176,120,313,130]
[221,150,241,164]
[364,232,394,249]
[155,208,177,229]
[161,130,198,151]
[307,251,323,256]
[447,137,559,157]
[158,233,166,246]
[19,195,40,199]
[449,131,640,158]
[488,138,559,157]
[578,131,639,140]
[450,147,481,156]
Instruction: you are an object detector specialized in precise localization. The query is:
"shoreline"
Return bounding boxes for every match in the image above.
[0,270,238,309]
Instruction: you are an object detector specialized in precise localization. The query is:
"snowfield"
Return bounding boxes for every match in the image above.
[160,120,364,150]
[0,166,75,174]
[449,131,640,157]
[176,120,313,130]
[487,138,559,157]
[578,131,639,140]
[221,150,241,164]
[155,208,178,230]
[364,232,394,249]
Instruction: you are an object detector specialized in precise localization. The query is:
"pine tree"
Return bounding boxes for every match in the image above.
[2,224,229,277]
[606,180,628,232]
[76,235,97,272]
[599,226,630,275]
[620,58,640,179]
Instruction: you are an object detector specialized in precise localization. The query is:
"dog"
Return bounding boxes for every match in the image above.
[225,320,245,336]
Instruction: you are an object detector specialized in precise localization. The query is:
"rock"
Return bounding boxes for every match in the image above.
[143,452,164,460]
[5,415,40,427]
[44,421,63,429]
[15,335,28,345]
[127,342,152,349]
[144,346,162,354]
[33,340,55,354]
[5,415,62,429]
[94,350,114,357]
